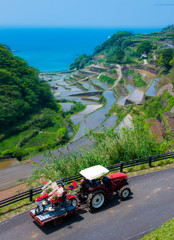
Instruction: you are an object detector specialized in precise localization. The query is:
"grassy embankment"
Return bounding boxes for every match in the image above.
[98,74,116,86]
[141,218,174,240]
[124,69,147,87]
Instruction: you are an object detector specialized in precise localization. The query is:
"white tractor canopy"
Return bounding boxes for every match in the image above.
[79,165,109,180]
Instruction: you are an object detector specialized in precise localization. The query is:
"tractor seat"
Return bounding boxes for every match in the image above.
[68,181,77,190]
[102,176,112,188]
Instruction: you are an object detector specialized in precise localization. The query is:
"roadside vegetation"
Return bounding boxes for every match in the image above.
[141,218,174,240]
[28,123,168,186]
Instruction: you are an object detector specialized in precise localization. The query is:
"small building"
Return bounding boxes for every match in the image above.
[141,53,148,59]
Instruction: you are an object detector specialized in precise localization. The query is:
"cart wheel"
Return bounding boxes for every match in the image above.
[76,185,86,203]
[35,206,41,215]
[87,190,106,212]
[118,186,131,200]
[69,198,78,206]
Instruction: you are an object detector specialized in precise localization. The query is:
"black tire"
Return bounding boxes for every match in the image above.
[87,190,106,212]
[69,198,78,206]
[118,186,131,200]
[35,206,41,215]
[76,185,86,203]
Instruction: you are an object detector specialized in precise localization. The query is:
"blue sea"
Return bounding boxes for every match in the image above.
[0,27,162,72]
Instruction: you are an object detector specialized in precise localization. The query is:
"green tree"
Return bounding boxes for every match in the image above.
[155,49,174,70]
[0,44,57,131]
[137,41,153,55]
[69,54,92,70]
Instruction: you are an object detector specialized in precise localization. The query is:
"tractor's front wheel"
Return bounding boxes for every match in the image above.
[87,190,106,212]
[118,186,131,200]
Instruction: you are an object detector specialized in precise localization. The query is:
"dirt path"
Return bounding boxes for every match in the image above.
[112,64,122,88]
[157,83,174,97]
[0,183,28,201]
[144,59,148,65]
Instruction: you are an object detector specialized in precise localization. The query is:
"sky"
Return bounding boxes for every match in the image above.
[0,0,173,28]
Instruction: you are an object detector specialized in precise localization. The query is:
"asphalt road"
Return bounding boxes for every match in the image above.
[1,168,174,240]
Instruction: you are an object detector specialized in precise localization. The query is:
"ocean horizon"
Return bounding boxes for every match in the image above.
[0,27,162,72]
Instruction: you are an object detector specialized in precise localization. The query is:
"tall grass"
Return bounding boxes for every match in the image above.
[29,122,167,186]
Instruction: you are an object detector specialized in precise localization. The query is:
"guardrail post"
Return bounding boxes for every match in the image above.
[29,188,33,202]
[149,155,152,168]
[120,161,124,172]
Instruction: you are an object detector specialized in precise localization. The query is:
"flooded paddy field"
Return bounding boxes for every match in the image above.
[76,104,103,115]
[128,89,144,104]
[92,78,110,90]
[95,114,117,132]
[146,78,160,96]
[0,158,19,170]
[72,106,111,141]
[49,70,157,141]
[59,102,74,112]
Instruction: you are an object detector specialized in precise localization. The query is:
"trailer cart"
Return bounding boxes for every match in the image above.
[29,204,80,226]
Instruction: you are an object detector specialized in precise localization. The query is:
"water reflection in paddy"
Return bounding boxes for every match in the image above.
[77,104,103,115]
[126,84,134,94]
[70,115,86,125]
[95,114,117,132]
[59,103,74,112]
[59,90,83,97]
[146,78,160,97]
[128,89,144,104]
[103,91,116,106]
[73,106,111,141]
[83,96,100,101]
[117,96,128,106]
[80,81,90,90]
[92,79,110,90]
[57,96,99,105]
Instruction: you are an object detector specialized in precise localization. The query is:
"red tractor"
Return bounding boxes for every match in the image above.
[76,165,131,211]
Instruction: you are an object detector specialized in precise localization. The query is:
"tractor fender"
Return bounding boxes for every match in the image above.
[91,186,107,192]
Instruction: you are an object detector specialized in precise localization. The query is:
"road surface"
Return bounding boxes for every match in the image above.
[1,168,174,240]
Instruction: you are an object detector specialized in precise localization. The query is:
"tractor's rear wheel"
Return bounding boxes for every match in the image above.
[118,186,131,200]
[87,190,106,212]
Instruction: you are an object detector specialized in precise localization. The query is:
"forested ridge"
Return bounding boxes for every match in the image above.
[0,44,57,131]
[0,44,70,160]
